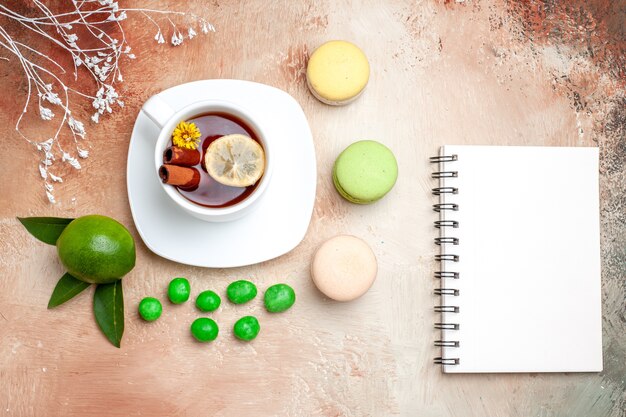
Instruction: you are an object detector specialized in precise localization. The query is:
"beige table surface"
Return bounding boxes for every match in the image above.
[1,1,624,416]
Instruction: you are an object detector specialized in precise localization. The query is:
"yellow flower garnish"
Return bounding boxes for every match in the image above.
[172,121,201,150]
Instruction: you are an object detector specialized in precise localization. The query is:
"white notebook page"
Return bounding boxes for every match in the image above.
[438,146,602,373]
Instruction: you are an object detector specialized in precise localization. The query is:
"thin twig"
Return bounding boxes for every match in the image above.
[0,2,213,202]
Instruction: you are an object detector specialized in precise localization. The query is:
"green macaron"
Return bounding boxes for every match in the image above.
[333,140,398,204]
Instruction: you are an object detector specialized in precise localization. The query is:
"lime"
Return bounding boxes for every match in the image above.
[56,215,135,284]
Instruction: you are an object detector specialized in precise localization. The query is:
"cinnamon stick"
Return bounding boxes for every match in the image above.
[163,146,201,166]
[159,164,200,191]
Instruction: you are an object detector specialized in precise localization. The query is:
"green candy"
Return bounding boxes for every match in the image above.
[191,317,219,342]
[233,316,260,341]
[226,280,257,304]
[168,277,190,304]
[138,297,162,321]
[264,284,296,313]
[196,290,221,312]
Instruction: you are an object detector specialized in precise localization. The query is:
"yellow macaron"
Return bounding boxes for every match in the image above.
[306,40,370,105]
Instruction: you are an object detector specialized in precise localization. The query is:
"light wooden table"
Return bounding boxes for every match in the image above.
[1,1,624,416]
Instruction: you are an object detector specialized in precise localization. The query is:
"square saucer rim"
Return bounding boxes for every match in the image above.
[126,79,316,268]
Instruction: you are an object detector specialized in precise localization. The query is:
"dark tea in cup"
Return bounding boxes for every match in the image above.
[159,113,265,208]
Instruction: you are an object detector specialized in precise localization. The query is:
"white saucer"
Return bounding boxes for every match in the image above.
[127,80,316,268]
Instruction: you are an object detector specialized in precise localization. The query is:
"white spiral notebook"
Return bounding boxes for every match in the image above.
[431,145,602,373]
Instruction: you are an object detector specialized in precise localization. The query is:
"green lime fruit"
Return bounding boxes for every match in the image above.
[168,277,191,304]
[264,284,296,313]
[138,297,162,322]
[191,317,219,342]
[56,215,136,284]
[226,280,257,304]
[196,290,221,312]
[233,316,260,341]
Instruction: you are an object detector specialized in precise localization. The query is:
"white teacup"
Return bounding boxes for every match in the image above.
[142,95,272,223]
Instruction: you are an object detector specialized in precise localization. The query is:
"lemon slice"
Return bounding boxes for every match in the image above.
[205,134,265,187]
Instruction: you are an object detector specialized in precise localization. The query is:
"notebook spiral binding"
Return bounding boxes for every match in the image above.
[430,154,460,366]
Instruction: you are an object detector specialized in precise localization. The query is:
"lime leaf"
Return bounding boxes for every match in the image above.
[17,217,74,245]
[48,272,91,309]
[93,280,124,348]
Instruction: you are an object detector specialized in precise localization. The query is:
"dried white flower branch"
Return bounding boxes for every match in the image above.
[0,0,214,203]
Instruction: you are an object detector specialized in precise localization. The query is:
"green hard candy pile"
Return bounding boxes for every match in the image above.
[138,278,295,344]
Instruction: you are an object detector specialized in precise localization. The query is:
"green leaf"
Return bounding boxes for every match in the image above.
[17,217,74,245]
[93,281,124,348]
[48,273,91,309]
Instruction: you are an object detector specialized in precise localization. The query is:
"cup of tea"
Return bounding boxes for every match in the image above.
[142,95,273,222]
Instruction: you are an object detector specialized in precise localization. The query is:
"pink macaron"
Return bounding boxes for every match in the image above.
[311,235,377,301]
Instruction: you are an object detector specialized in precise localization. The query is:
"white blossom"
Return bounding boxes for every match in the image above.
[201,21,215,34]
[68,117,86,138]
[46,190,56,204]
[0,3,213,203]
[171,32,184,46]
[40,138,54,151]
[43,91,62,105]
[62,152,82,169]
[39,106,54,120]
[49,172,63,182]
[39,165,48,179]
